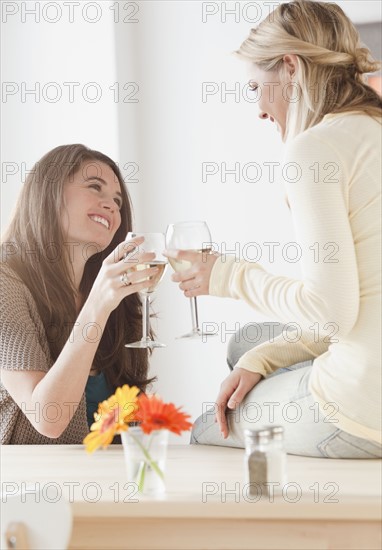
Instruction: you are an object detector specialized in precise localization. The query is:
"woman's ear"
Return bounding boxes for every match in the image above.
[283,54,298,77]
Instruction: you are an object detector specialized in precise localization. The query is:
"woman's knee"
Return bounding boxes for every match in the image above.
[190,408,245,448]
[227,322,285,370]
[190,409,221,446]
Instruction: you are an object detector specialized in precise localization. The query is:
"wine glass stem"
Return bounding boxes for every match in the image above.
[190,297,200,333]
[142,294,151,343]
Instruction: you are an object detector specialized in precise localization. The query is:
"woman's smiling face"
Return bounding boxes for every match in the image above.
[61,161,123,253]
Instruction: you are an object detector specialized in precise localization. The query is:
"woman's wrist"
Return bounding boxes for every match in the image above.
[80,292,111,330]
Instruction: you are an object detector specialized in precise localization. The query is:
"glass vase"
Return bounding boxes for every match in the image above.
[121,427,169,495]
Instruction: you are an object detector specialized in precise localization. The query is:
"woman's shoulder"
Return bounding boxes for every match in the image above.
[309,111,381,141]
[0,261,51,372]
[286,112,381,160]
[1,261,22,279]
[319,111,381,131]
[1,262,27,294]
[0,262,39,315]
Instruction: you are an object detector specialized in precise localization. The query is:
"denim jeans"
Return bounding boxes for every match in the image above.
[191,323,382,459]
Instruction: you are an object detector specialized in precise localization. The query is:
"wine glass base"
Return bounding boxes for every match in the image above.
[176,330,217,340]
[125,341,166,349]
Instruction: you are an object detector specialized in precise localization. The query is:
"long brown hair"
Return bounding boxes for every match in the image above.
[2,144,154,391]
[237,0,382,141]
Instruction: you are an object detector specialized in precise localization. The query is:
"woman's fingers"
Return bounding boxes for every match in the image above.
[166,249,219,298]
[227,381,249,410]
[215,390,230,439]
[104,236,145,265]
[123,251,156,269]
[121,266,159,287]
[165,250,208,284]
[105,248,156,280]
[90,238,163,314]
[178,277,202,292]
[164,249,200,263]
[215,369,263,439]
[123,277,157,295]
[102,245,159,295]
[171,270,194,283]
[215,375,240,438]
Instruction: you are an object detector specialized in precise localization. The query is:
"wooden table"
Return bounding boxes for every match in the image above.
[1,445,381,549]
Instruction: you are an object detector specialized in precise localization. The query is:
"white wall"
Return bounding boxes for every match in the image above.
[1,0,381,444]
[1,0,119,230]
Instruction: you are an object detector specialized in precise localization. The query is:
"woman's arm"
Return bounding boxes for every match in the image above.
[1,239,156,438]
[170,130,359,339]
[235,330,330,377]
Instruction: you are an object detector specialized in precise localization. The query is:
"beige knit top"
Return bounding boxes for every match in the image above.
[0,264,89,444]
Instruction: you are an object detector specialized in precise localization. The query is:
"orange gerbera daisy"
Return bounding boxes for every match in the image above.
[84,385,140,453]
[135,394,193,435]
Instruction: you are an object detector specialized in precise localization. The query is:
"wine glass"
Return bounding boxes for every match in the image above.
[125,232,168,349]
[165,221,216,339]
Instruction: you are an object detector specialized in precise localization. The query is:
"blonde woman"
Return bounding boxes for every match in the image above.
[0,144,157,444]
[166,0,382,458]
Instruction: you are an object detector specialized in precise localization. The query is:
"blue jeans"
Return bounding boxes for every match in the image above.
[191,323,382,459]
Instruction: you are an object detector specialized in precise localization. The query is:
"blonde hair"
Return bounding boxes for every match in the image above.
[237,0,382,141]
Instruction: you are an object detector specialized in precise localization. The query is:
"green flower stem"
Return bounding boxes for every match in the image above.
[136,459,147,492]
[129,431,164,492]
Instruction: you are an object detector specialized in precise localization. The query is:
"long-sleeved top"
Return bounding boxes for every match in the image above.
[210,112,381,444]
[0,264,89,444]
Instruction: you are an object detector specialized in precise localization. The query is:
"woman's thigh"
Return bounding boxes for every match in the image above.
[191,366,382,459]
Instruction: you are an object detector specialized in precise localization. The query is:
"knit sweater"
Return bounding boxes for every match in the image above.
[210,112,381,444]
[0,264,89,444]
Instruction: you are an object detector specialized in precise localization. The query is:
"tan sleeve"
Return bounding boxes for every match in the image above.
[0,269,51,372]
[234,329,330,377]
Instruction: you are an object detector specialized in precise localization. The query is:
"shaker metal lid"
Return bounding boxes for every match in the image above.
[267,425,284,434]
[244,428,271,440]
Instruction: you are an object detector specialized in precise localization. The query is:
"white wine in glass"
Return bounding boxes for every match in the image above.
[165,221,216,339]
[125,232,167,349]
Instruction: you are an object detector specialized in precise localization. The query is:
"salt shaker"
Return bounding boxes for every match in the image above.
[266,425,287,495]
[244,428,271,496]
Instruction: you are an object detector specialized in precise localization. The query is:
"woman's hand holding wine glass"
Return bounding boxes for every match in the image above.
[167,248,219,298]
[87,235,159,316]
[165,221,219,339]
[95,223,219,347]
